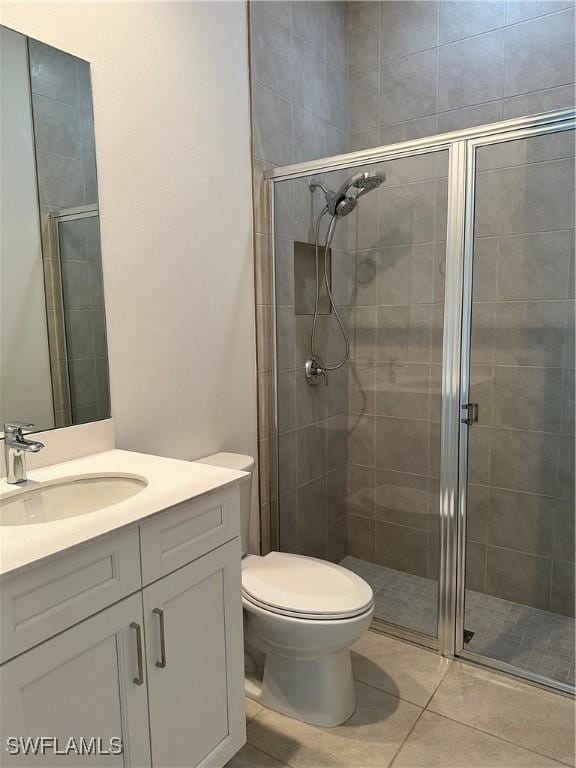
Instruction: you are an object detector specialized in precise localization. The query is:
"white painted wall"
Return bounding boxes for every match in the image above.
[2,2,260,546]
[0,26,54,433]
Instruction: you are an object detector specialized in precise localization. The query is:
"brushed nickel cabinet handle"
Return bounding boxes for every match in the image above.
[153,608,167,669]
[130,622,144,685]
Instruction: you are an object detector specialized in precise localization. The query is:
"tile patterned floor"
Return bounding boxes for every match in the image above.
[228,630,575,768]
[341,556,575,688]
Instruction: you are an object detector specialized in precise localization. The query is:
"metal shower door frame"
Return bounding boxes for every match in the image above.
[264,108,576,668]
[454,114,576,695]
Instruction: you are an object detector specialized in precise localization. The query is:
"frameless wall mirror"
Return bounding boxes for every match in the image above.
[0,26,110,434]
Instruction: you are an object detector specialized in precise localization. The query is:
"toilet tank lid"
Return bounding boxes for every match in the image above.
[196,452,255,473]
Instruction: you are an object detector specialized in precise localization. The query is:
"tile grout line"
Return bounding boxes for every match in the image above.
[423,707,575,768]
[387,705,427,768]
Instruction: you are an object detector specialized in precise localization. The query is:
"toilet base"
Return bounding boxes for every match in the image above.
[246,649,356,727]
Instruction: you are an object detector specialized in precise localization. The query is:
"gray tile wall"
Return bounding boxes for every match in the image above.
[251,1,575,618]
[249,1,348,555]
[348,1,575,151]
[29,40,109,426]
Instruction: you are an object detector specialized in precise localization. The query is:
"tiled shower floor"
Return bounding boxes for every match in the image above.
[341,556,575,687]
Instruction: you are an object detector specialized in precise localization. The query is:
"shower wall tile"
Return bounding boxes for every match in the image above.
[437,101,503,133]
[496,231,572,301]
[347,464,376,518]
[439,1,505,44]
[350,129,381,150]
[503,83,576,118]
[487,488,556,557]
[489,428,560,497]
[379,179,439,246]
[506,0,575,24]
[438,30,505,112]
[348,413,375,466]
[380,1,439,60]
[375,469,431,531]
[380,49,439,126]
[490,366,562,432]
[347,0,575,152]
[349,69,380,133]
[250,2,293,100]
[348,515,375,560]
[297,423,327,484]
[379,115,439,145]
[349,361,376,415]
[29,38,78,105]
[375,520,429,577]
[374,362,431,419]
[504,8,575,97]
[292,107,327,164]
[293,0,326,54]
[252,83,293,166]
[297,476,328,542]
[36,152,85,208]
[348,1,380,74]
[551,560,576,617]
[327,515,348,563]
[475,160,574,237]
[467,484,490,543]
[485,546,552,609]
[32,94,82,160]
[375,416,429,474]
[465,542,487,593]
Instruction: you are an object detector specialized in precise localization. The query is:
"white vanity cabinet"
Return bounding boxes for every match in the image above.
[0,593,151,767]
[143,539,244,768]
[0,485,246,768]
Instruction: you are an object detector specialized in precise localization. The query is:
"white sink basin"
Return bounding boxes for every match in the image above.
[0,474,147,526]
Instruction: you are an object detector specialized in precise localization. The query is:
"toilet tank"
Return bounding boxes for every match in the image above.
[195,452,254,556]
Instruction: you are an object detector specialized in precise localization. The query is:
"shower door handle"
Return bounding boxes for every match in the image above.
[461,403,479,425]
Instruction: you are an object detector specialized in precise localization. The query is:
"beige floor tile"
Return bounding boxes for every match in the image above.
[226,743,289,768]
[247,680,422,768]
[393,711,566,767]
[352,630,452,706]
[246,697,264,723]
[428,663,575,766]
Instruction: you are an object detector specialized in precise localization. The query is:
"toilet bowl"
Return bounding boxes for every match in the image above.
[195,453,374,728]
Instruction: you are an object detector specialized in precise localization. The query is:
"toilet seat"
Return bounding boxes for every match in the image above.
[242,552,373,621]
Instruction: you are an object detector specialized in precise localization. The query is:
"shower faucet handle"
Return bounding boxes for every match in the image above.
[305,357,328,386]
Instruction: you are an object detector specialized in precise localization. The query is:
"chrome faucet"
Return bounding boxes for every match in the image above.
[3,422,44,484]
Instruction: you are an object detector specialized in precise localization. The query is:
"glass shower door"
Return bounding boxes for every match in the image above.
[461,126,575,690]
[273,148,450,644]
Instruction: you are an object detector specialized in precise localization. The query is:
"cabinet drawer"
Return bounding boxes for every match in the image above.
[0,527,141,664]
[139,485,240,585]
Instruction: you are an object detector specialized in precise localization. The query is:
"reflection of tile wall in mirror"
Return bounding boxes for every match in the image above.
[0,28,110,431]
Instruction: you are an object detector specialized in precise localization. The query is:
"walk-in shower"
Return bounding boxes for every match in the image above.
[264,108,575,695]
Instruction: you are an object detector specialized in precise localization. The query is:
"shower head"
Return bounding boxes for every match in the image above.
[311,171,386,218]
[351,171,385,193]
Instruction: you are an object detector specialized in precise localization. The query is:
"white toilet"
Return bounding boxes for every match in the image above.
[196,452,374,728]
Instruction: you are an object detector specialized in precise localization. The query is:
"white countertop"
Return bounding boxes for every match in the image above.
[0,449,247,579]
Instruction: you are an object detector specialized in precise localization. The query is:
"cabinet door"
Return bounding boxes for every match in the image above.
[0,594,151,767]
[143,538,245,768]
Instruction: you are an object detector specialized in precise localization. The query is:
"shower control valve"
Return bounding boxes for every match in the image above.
[305,357,328,386]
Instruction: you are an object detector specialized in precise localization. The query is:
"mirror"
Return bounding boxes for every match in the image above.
[1,27,110,434]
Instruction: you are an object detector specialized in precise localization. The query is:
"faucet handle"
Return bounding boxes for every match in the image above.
[4,422,34,438]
